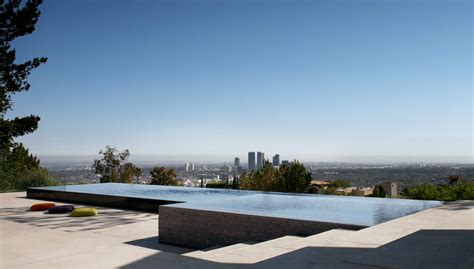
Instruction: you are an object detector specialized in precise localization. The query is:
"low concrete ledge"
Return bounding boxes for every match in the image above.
[158,205,366,249]
[27,187,179,213]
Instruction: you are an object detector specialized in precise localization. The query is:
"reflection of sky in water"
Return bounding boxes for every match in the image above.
[34,183,442,226]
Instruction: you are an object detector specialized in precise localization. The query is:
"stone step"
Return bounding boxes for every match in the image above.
[237,230,355,252]
[246,235,303,248]
[203,243,252,254]
[182,250,205,258]
[198,236,307,264]
[193,245,292,264]
[293,229,360,248]
[183,243,251,259]
[183,230,359,264]
[305,229,355,241]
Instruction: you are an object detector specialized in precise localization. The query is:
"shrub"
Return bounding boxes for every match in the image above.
[403,182,474,201]
[369,185,386,197]
[14,166,57,190]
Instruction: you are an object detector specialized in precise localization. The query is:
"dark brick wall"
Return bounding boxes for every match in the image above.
[159,206,366,249]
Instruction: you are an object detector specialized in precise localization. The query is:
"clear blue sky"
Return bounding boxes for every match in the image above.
[7,0,473,160]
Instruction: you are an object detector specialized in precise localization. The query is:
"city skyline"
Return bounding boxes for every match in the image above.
[7,0,472,158]
[38,153,474,165]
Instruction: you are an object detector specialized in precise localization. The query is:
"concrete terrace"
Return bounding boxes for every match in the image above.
[0,192,473,269]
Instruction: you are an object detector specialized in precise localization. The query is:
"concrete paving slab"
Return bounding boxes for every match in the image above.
[0,192,180,269]
[2,192,473,268]
[184,243,252,259]
[345,229,474,269]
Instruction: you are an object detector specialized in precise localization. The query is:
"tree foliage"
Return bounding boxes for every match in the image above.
[121,162,141,183]
[329,179,350,188]
[1,0,47,148]
[403,175,473,201]
[149,166,180,186]
[92,146,141,183]
[448,175,464,185]
[370,185,386,197]
[279,160,313,192]
[0,143,54,191]
[239,160,312,193]
[402,182,474,201]
[0,0,53,191]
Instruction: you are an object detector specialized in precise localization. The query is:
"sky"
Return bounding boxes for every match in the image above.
[7,0,473,162]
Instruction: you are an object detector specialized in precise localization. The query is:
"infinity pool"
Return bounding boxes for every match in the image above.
[29,183,441,226]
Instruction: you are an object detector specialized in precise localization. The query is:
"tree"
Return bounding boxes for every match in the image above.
[1,0,48,149]
[121,162,141,184]
[329,179,350,188]
[370,185,386,197]
[92,146,135,183]
[448,175,462,185]
[150,166,180,186]
[232,174,238,189]
[239,160,312,193]
[239,170,260,190]
[278,160,312,193]
[0,0,52,191]
[322,180,350,195]
[240,160,279,191]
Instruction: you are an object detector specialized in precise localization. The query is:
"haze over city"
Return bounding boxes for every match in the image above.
[6,0,473,162]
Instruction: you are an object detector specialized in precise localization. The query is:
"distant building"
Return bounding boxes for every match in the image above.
[310,180,331,188]
[185,163,189,171]
[272,154,280,166]
[234,157,240,167]
[352,187,374,196]
[235,166,243,174]
[189,163,194,171]
[382,182,398,198]
[222,165,232,173]
[335,187,354,195]
[335,187,356,195]
[257,152,264,169]
[281,160,290,165]
[248,152,256,171]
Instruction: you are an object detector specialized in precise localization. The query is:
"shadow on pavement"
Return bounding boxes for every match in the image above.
[120,229,474,269]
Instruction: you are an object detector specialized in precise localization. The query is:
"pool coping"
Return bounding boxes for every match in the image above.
[27,187,181,212]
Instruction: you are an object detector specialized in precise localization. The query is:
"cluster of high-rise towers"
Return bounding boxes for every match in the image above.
[243,152,286,171]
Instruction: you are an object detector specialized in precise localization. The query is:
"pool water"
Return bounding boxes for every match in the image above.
[31,183,442,226]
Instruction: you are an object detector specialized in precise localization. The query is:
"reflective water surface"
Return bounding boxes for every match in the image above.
[32,183,442,226]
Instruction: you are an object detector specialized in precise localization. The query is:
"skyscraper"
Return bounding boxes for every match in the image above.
[257,152,264,170]
[185,163,189,171]
[190,162,194,171]
[272,154,280,166]
[248,152,256,171]
[234,157,240,167]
